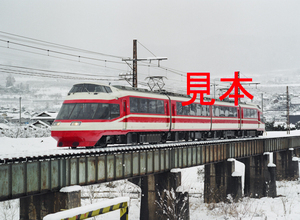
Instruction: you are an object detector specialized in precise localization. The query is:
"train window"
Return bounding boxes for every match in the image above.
[94,104,110,119]
[130,98,138,113]
[56,103,119,120]
[104,86,112,93]
[220,107,225,117]
[190,104,196,116]
[182,105,190,115]
[196,104,202,116]
[94,85,105,93]
[110,104,120,119]
[202,105,206,116]
[224,107,229,117]
[228,107,237,117]
[69,103,84,119]
[139,99,148,113]
[157,100,164,114]
[214,106,220,117]
[233,108,237,117]
[149,100,157,113]
[176,102,183,115]
[130,97,164,114]
[243,108,257,118]
[68,84,112,94]
[207,106,211,116]
[56,103,75,119]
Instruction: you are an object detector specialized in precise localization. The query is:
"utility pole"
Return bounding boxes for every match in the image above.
[133,39,137,88]
[261,93,263,115]
[122,39,167,88]
[287,86,290,134]
[19,97,21,126]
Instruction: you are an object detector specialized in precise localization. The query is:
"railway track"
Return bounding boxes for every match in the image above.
[0,135,272,165]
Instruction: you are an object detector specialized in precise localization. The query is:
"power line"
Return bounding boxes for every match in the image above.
[0,39,127,65]
[0,31,129,60]
[0,31,190,85]
[0,45,127,73]
[0,64,118,78]
[0,68,122,81]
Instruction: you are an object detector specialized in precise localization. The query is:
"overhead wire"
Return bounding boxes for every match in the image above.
[0,45,127,73]
[0,31,128,59]
[0,68,122,81]
[0,31,190,86]
[0,64,118,78]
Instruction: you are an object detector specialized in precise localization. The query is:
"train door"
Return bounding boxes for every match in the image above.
[165,101,171,129]
[123,100,127,130]
[172,103,176,129]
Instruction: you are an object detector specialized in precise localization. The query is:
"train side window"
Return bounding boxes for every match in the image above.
[243,109,247,118]
[94,85,104,92]
[190,104,196,116]
[177,102,183,115]
[110,104,120,119]
[214,106,220,117]
[139,99,148,113]
[94,104,110,119]
[220,107,225,116]
[183,105,190,115]
[202,105,206,116]
[157,100,164,114]
[104,86,112,93]
[228,107,235,117]
[196,104,202,116]
[130,97,138,113]
[233,108,237,117]
[207,106,211,116]
[149,99,157,113]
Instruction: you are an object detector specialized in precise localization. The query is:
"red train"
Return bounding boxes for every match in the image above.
[51,83,265,148]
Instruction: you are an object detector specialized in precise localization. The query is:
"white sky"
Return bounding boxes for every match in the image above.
[1,0,300,90]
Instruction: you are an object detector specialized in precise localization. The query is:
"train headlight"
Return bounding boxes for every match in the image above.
[70,121,81,126]
[52,122,61,126]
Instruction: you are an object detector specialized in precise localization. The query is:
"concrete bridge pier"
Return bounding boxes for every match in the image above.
[204,161,232,203]
[130,170,189,220]
[239,154,276,198]
[20,186,81,220]
[274,149,299,181]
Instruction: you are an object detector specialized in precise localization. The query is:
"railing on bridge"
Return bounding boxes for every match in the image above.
[1,136,300,201]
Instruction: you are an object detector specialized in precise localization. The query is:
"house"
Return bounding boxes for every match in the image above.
[29,120,51,129]
[31,111,57,126]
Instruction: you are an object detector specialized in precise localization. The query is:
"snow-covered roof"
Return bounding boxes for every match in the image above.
[31,111,57,120]
[31,120,51,128]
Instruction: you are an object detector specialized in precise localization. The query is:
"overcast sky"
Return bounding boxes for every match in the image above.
[1,0,300,90]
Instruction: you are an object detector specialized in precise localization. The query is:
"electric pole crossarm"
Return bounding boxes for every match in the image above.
[122,39,167,88]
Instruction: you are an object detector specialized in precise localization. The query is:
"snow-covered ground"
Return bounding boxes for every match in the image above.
[1,131,300,219]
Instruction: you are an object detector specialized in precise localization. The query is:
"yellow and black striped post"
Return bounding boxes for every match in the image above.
[43,199,129,220]
[61,202,128,220]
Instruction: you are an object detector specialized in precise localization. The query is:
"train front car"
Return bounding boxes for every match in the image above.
[51,83,123,148]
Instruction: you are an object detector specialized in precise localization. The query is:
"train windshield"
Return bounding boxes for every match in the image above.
[56,103,120,120]
[68,84,112,94]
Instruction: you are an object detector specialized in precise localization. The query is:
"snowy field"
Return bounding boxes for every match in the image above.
[1,131,300,219]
